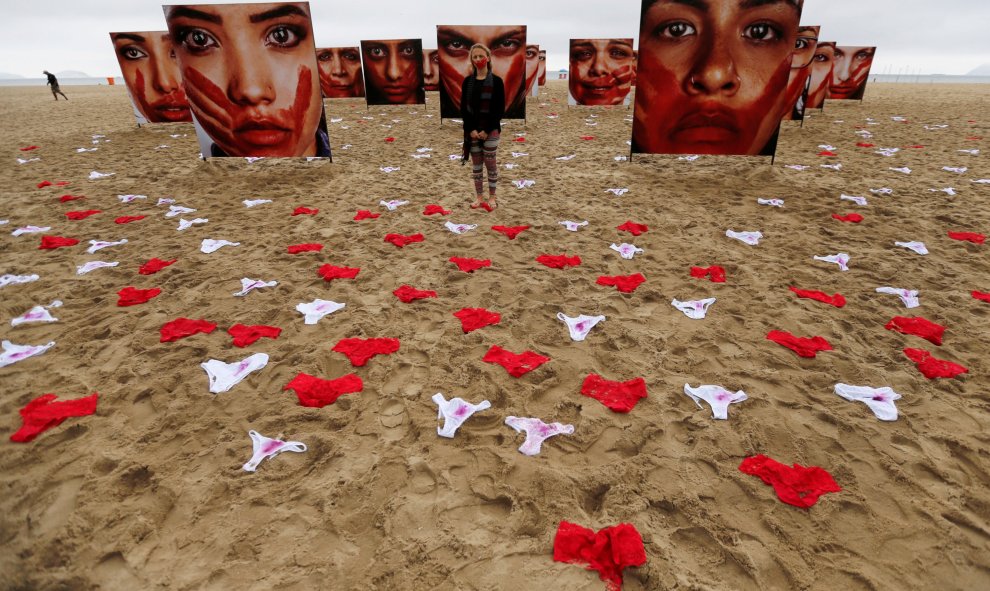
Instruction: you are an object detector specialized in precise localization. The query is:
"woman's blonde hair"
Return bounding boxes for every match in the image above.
[469,43,493,76]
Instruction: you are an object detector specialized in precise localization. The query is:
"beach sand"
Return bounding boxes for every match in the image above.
[0,81,987,590]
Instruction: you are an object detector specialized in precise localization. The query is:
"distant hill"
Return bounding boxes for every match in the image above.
[965,63,990,76]
[0,71,25,79]
[56,70,91,78]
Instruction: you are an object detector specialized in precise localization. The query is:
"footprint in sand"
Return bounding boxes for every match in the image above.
[379,400,409,441]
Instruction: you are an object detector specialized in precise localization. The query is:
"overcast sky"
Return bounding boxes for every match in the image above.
[2,0,988,78]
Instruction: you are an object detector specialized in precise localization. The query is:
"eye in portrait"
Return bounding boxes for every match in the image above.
[360,39,425,105]
[109,31,193,124]
[782,25,819,121]
[437,25,527,119]
[163,2,331,158]
[316,47,365,98]
[423,48,440,92]
[568,38,636,106]
[805,41,834,110]
[525,44,540,98]
[632,0,804,156]
[537,49,547,87]
[829,45,876,100]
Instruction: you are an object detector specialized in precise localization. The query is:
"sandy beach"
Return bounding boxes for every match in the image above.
[0,80,988,590]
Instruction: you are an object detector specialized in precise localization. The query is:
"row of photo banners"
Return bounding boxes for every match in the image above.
[108,1,875,158]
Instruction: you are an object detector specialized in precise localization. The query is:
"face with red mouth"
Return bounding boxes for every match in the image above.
[806,41,834,109]
[569,39,636,105]
[423,48,439,92]
[361,39,424,105]
[633,0,802,155]
[538,50,547,86]
[164,2,324,157]
[781,25,818,120]
[437,25,527,116]
[829,45,875,100]
[316,47,364,98]
[110,31,192,123]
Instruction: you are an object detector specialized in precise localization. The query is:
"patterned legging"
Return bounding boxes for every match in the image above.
[469,131,500,196]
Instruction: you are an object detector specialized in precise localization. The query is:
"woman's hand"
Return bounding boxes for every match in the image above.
[470,130,480,140]
[478,131,488,141]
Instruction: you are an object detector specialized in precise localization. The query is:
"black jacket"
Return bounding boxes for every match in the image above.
[460,74,504,135]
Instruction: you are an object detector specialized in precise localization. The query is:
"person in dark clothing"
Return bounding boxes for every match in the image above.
[460,44,505,210]
[43,71,68,100]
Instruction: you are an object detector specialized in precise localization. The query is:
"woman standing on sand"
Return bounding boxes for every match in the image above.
[460,44,504,211]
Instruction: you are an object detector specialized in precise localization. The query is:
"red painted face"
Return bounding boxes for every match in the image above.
[316,47,364,98]
[568,39,636,106]
[437,25,527,113]
[165,2,323,157]
[829,45,875,100]
[537,50,547,86]
[111,31,192,123]
[524,44,539,96]
[781,26,819,120]
[422,49,440,91]
[361,39,424,104]
[633,0,801,155]
[806,42,834,109]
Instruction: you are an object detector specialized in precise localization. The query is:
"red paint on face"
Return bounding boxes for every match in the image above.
[569,39,635,106]
[830,46,875,100]
[437,25,527,115]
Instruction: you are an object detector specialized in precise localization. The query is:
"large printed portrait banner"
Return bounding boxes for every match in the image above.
[163,2,331,159]
[782,25,820,121]
[316,47,365,98]
[526,43,540,98]
[360,39,425,105]
[436,25,528,120]
[829,45,876,101]
[109,31,193,125]
[806,41,835,110]
[538,49,547,87]
[568,39,636,106]
[632,0,804,156]
[423,48,439,92]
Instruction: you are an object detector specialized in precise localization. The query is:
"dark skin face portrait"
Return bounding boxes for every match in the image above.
[316,47,365,98]
[164,2,325,157]
[633,0,803,155]
[781,25,819,120]
[361,39,425,105]
[568,39,636,106]
[423,48,440,92]
[806,41,834,109]
[829,45,876,100]
[110,31,192,123]
[437,25,527,117]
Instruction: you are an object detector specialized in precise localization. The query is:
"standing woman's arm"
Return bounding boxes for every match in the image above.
[491,76,506,129]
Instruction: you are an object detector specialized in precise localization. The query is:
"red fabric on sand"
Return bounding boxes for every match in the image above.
[284,373,363,408]
[10,393,99,443]
[903,348,968,379]
[65,209,101,220]
[449,257,491,272]
[423,204,451,216]
[332,338,401,366]
[885,316,945,346]
[139,258,177,275]
[973,291,990,303]
[552,521,647,591]
[39,235,79,249]
[160,318,217,342]
[117,286,161,307]
[580,374,647,413]
[766,330,833,358]
[482,345,549,377]
[491,225,530,239]
[789,287,846,308]
[948,231,985,244]
[292,207,318,216]
[832,213,863,223]
[690,266,726,283]
[453,308,501,333]
[318,264,360,281]
[393,285,438,303]
[616,221,648,236]
[597,274,646,293]
[384,233,424,248]
[536,254,581,268]
[738,454,841,508]
[287,243,324,254]
[115,215,146,224]
[354,210,380,220]
[228,324,282,347]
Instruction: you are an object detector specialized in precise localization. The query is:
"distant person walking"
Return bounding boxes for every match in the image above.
[43,71,68,100]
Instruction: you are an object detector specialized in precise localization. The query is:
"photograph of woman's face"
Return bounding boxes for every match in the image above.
[781,25,819,120]
[568,39,636,106]
[525,44,539,97]
[538,49,547,86]
[361,39,425,105]
[436,25,527,119]
[423,48,439,92]
[316,47,364,98]
[110,31,192,124]
[805,41,834,110]
[633,0,803,155]
[829,45,876,100]
[163,2,327,158]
